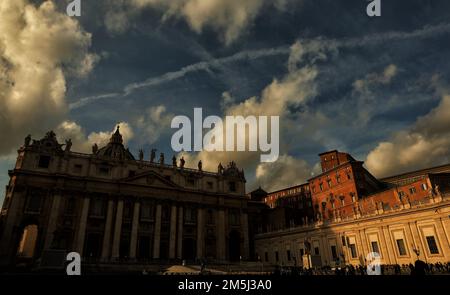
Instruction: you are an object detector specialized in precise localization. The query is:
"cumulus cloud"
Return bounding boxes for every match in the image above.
[255,155,312,191]
[105,0,290,44]
[179,41,322,191]
[135,105,173,145]
[366,94,450,177]
[56,121,134,153]
[351,64,398,125]
[353,64,397,95]
[0,0,97,155]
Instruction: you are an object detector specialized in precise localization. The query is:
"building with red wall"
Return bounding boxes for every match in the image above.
[264,149,450,223]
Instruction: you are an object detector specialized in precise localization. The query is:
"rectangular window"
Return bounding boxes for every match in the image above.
[398,191,405,198]
[319,184,323,191]
[265,252,269,262]
[123,202,133,219]
[187,178,195,187]
[331,245,338,260]
[73,164,83,174]
[26,193,42,213]
[336,175,341,183]
[396,239,407,256]
[184,207,197,224]
[229,209,240,226]
[327,180,332,188]
[206,209,214,225]
[140,202,154,220]
[314,247,320,255]
[207,181,213,189]
[38,155,51,168]
[349,244,357,258]
[409,187,417,195]
[287,250,291,261]
[99,167,110,175]
[426,236,439,254]
[89,199,104,217]
[228,181,236,192]
[65,198,76,215]
[371,241,380,254]
[421,183,428,191]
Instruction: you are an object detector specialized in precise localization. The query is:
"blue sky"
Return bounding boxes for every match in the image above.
[1,0,450,204]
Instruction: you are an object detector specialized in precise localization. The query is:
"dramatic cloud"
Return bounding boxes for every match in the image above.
[179,41,321,190]
[56,121,134,153]
[0,0,97,155]
[351,64,398,125]
[105,0,290,44]
[366,94,450,177]
[255,155,312,191]
[135,105,173,145]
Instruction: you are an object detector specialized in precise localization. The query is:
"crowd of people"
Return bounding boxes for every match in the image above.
[273,261,450,275]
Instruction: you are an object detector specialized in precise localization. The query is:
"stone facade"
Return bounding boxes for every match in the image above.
[255,150,450,267]
[0,128,250,270]
[255,198,450,267]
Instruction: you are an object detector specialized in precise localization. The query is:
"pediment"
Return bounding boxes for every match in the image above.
[121,170,180,188]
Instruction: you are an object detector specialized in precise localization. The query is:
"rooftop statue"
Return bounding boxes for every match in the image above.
[180,156,185,168]
[150,149,156,163]
[172,155,177,167]
[65,139,72,152]
[24,134,31,147]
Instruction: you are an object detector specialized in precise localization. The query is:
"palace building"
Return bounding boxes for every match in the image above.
[0,128,250,271]
[254,150,450,268]
[1,128,449,272]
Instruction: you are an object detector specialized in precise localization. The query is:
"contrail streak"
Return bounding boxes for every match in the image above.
[69,23,450,110]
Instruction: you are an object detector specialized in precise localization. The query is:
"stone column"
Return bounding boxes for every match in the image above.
[434,218,450,261]
[43,192,62,250]
[358,230,369,261]
[153,204,162,259]
[129,201,141,259]
[177,206,184,259]
[404,224,416,261]
[0,189,25,265]
[196,207,205,259]
[101,199,114,260]
[382,226,397,264]
[169,205,177,259]
[111,199,124,259]
[409,222,426,260]
[320,235,330,266]
[354,231,365,264]
[241,211,249,260]
[217,209,226,260]
[378,226,392,264]
[75,197,90,255]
